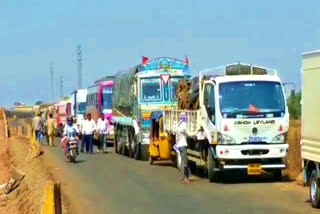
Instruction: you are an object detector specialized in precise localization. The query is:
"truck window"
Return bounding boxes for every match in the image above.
[219,81,285,118]
[140,78,162,102]
[204,83,215,124]
[170,79,179,100]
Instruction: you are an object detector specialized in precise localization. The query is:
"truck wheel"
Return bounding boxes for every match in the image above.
[128,131,134,158]
[140,144,149,161]
[273,169,282,181]
[114,132,119,154]
[208,151,220,183]
[134,142,141,160]
[149,156,154,165]
[310,169,320,208]
[118,139,123,155]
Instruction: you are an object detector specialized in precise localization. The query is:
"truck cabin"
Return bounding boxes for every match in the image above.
[135,57,191,105]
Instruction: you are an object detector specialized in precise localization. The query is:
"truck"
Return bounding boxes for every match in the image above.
[70,89,87,126]
[301,50,320,208]
[113,57,191,160]
[164,63,289,182]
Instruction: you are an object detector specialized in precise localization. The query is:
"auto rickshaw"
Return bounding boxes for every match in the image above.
[149,111,175,165]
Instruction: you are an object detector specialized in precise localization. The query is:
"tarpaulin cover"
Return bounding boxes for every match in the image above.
[112,65,140,116]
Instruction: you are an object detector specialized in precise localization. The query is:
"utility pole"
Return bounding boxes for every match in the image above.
[50,63,54,102]
[77,44,82,89]
[60,75,63,99]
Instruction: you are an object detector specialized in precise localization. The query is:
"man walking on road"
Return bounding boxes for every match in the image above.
[97,113,108,153]
[47,113,55,146]
[176,112,197,183]
[82,113,96,153]
[31,111,43,158]
[32,111,43,143]
[80,114,86,153]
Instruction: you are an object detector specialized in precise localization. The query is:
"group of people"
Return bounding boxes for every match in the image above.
[70,113,110,154]
[32,110,56,146]
[32,110,111,155]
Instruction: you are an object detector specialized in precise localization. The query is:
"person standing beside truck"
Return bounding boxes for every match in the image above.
[97,113,108,153]
[82,113,96,153]
[176,112,197,183]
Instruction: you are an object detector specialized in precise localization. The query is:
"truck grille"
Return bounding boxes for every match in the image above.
[241,149,269,156]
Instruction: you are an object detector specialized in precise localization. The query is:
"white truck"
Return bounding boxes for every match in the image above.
[301,50,320,208]
[70,89,87,126]
[164,63,289,182]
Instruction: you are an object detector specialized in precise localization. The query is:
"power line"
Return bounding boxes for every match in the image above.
[60,75,63,99]
[77,44,82,89]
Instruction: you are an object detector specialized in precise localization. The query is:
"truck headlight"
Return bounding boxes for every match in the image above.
[271,133,287,144]
[217,133,236,145]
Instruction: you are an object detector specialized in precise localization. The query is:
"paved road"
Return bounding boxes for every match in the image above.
[42,139,315,214]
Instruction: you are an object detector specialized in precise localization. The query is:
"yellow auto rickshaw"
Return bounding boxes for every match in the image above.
[149,111,175,165]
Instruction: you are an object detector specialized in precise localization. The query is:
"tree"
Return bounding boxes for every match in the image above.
[287,92,301,119]
[35,101,43,105]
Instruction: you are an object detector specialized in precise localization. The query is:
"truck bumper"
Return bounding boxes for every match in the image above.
[223,164,286,170]
[216,144,288,160]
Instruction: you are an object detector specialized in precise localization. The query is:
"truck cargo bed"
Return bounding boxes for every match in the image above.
[301,51,320,162]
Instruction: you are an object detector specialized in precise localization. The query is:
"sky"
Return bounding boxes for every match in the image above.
[0,0,319,107]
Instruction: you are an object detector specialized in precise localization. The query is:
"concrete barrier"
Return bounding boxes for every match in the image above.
[41,181,62,214]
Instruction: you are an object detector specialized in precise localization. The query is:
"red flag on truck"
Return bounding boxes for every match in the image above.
[142,56,149,65]
[248,104,260,114]
[185,56,189,65]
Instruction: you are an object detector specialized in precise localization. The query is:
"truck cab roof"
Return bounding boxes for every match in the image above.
[213,74,282,84]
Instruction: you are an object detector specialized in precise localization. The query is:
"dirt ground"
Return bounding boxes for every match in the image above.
[0,137,68,214]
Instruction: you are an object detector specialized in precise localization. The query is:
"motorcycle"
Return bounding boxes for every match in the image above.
[67,139,78,163]
[61,132,79,163]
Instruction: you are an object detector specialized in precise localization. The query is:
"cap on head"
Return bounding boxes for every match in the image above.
[179,112,187,121]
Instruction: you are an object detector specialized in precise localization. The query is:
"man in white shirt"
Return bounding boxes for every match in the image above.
[97,113,108,153]
[176,112,197,183]
[82,113,96,153]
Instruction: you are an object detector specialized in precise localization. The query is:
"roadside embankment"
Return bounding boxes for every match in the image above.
[0,137,61,213]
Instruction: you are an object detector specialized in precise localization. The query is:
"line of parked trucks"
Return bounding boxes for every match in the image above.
[14,52,320,209]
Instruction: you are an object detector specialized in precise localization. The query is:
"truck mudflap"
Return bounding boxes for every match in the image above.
[216,144,288,160]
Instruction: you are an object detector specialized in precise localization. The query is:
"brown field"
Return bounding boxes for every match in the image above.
[284,120,302,180]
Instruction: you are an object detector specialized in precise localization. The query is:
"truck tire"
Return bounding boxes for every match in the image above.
[273,169,282,181]
[208,151,220,183]
[128,131,134,158]
[140,144,149,161]
[134,142,141,160]
[149,156,154,165]
[114,131,119,154]
[310,169,320,208]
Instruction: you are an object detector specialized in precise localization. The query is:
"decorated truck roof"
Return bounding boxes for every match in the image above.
[112,57,191,117]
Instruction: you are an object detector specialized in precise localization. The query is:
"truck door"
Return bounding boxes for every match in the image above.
[200,83,217,142]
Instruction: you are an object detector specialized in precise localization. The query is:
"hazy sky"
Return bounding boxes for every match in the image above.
[1,0,319,107]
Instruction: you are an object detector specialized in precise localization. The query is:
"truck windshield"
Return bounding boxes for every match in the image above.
[102,86,113,109]
[78,102,86,114]
[219,81,285,118]
[171,79,179,100]
[141,78,162,102]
